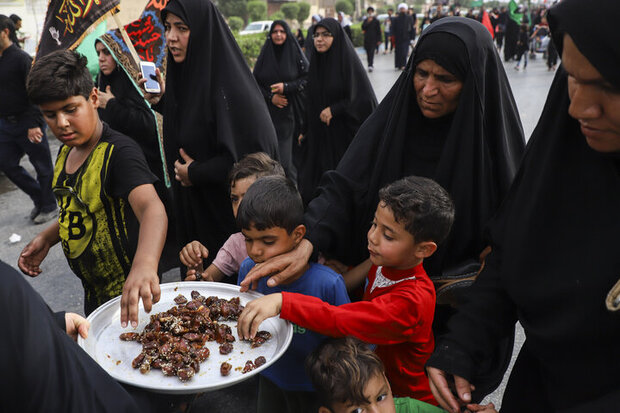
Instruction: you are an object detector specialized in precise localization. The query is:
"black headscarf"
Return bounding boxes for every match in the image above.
[160,0,278,260]
[254,20,308,88]
[429,1,620,408]
[306,17,525,278]
[299,17,377,203]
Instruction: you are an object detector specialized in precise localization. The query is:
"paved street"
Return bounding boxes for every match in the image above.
[0,47,555,411]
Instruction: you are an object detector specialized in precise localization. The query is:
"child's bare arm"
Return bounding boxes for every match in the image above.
[342,258,372,290]
[18,221,60,277]
[185,263,226,282]
[121,184,167,328]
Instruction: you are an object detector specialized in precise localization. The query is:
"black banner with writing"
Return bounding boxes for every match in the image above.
[36,0,120,61]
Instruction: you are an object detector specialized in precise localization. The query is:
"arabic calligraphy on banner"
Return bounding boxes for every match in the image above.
[37,0,119,60]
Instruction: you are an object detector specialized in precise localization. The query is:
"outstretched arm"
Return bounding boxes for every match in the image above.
[120,184,167,328]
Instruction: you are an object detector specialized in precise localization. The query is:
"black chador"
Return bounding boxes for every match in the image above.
[253,20,308,182]
[304,18,526,396]
[428,1,620,409]
[159,0,278,264]
[298,17,377,205]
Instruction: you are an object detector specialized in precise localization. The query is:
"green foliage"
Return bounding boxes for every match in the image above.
[350,22,363,47]
[280,3,300,20]
[218,0,247,20]
[335,0,353,15]
[234,31,266,68]
[228,16,245,31]
[297,2,311,24]
[247,0,267,21]
[270,11,285,20]
[376,7,387,14]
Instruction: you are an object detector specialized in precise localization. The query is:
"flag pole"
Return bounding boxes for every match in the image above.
[112,14,142,67]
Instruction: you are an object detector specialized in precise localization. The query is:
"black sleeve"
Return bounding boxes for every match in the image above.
[19,53,44,129]
[426,251,518,382]
[53,311,66,330]
[283,75,308,95]
[187,153,234,186]
[104,94,158,147]
[0,261,141,413]
[106,133,157,198]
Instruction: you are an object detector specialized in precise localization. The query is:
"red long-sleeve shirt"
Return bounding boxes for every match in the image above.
[281,263,436,404]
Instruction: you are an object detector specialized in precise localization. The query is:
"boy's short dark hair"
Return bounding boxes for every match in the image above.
[306,337,384,408]
[228,152,285,187]
[27,49,93,105]
[9,14,21,24]
[367,6,375,12]
[378,176,454,245]
[236,175,303,234]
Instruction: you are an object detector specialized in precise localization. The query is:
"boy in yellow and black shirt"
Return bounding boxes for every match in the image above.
[18,50,167,328]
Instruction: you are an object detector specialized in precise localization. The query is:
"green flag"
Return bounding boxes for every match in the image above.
[509,0,523,24]
[471,1,483,7]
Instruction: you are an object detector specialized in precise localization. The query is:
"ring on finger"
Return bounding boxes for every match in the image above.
[195,271,202,281]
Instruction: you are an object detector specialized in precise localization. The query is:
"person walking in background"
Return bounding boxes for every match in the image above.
[304,14,322,59]
[296,28,305,47]
[297,18,376,205]
[0,15,57,225]
[9,14,27,48]
[383,8,393,54]
[337,12,352,41]
[514,23,529,70]
[392,3,414,70]
[362,7,382,72]
[254,21,308,181]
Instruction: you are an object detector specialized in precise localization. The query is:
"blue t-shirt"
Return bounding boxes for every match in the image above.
[238,258,350,391]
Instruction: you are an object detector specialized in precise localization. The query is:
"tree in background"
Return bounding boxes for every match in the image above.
[335,0,353,16]
[247,0,268,21]
[281,3,300,21]
[218,0,248,21]
[271,11,285,20]
[228,16,245,31]
[297,2,311,25]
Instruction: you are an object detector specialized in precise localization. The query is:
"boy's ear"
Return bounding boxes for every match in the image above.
[292,224,306,244]
[318,407,332,413]
[89,87,100,109]
[414,241,437,259]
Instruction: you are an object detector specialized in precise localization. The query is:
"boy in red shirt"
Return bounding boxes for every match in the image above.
[238,176,455,404]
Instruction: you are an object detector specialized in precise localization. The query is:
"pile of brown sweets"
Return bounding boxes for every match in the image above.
[119,291,245,382]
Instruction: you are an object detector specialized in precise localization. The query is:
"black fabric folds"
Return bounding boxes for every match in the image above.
[412,32,468,81]
[305,17,525,278]
[298,17,377,204]
[428,1,620,409]
[160,0,278,260]
[253,20,308,181]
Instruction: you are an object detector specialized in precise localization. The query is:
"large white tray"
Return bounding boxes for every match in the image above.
[78,282,292,394]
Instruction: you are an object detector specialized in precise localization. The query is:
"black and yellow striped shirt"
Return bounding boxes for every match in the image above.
[52,124,157,314]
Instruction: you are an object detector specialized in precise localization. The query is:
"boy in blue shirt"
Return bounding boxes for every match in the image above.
[236,175,350,413]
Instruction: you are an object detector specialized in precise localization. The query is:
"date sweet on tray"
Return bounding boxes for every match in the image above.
[119,292,244,382]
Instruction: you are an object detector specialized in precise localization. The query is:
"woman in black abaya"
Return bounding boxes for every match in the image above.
[146,0,278,268]
[241,17,525,399]
[427,1,620,411]
[254,20,308,182]
[298,17,377,204]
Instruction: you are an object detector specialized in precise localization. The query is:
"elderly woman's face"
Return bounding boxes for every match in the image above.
[564,34,620,153]
[271,24,287,46]
[165,13,190,63]
[413,59,463,119]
